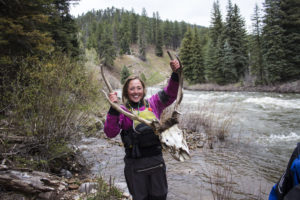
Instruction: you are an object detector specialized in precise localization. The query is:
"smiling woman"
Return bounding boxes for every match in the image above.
[102,58,183,200]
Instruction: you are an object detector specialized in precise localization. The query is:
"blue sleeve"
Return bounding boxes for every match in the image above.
[269,184,278,200]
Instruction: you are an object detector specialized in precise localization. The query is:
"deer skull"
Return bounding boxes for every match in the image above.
[160,124,190,161]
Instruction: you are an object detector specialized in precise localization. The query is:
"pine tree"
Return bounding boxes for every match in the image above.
[0,0,54,62]
[250,4,264,84]
[119,14,131,55]
[112,12,120,52]
[280,0,300,81]
[120,31,131,55]
[99,24,116,67]
[121,65,131,84]
[172,21,181,49]
[222,41,237,83]
[87,20,98,49]
[163,20,173,49]
[155,14,163,57]
[138,8,147,61]
[210,0,224,46]
[205,41,219,82]
[0,0,80,94]
[180,21,188,41]
[180,28,194,82]
[95,23,104,54]
[50,0,80,57]
[155,27,163,57]
[151,12,157,45]
[191,27,205,83]
[223,1,248,82]
[205,0,225,83]
[214,36,227,84]
[262,0,287,84]
[129,10,138,44]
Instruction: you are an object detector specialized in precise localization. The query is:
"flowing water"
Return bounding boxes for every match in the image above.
[79,89,300,200]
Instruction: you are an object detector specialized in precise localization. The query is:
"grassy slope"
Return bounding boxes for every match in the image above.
[113,45,175,86]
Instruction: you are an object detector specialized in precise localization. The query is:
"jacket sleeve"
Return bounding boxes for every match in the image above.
[104,107,122,138]
[269,184,278,200]
[269,146,298,200]
[104,106,133,138]
[148,72,179,119]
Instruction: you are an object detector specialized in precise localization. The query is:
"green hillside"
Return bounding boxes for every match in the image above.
[114,46,176,86]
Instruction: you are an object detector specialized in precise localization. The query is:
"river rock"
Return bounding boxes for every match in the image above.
[68,184,79,190]
[60,169,72,179]
[197,141,205,148]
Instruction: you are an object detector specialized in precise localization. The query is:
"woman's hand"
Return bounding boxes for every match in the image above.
[109,91,118,103]
[170,59,181,73]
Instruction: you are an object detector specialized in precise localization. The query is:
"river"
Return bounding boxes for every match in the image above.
[79,88,300,200]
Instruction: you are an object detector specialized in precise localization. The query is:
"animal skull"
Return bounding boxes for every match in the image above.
[160,124,190,161]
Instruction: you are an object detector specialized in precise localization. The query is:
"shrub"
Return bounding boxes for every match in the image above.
[87,176,123,200]
[1,52,104,170]
[121,65,130,84]
[209,167,234,200]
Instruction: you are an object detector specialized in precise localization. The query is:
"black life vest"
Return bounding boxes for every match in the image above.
[120,100,161,158]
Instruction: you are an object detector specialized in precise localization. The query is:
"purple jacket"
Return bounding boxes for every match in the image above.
[104,75,179,138]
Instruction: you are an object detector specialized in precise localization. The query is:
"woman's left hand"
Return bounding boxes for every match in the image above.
[170,59,180,73]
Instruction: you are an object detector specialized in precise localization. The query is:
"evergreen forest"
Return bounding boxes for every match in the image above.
[75,0,300,85]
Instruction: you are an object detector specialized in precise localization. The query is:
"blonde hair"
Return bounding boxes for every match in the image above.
[122,75,146,105]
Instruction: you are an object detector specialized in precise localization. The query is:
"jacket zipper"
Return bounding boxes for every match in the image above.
[136,163,163,173]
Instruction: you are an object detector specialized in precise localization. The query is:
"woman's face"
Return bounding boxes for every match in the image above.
[127,79,144,103]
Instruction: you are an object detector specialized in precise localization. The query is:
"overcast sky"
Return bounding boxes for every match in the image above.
[70,0,264,31]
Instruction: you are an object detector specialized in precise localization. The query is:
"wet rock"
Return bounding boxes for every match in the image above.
[197,141,205,148]
[66,178,76,184]
[60,169,72,179]
[68,184,79,190]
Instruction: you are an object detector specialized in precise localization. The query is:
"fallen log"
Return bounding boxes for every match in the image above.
[0,167,67,198]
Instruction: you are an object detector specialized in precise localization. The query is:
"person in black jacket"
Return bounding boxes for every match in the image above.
[269,143,300,200]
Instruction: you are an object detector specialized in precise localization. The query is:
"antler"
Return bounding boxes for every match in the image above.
[167,51,183,117]
[100,65,160,132]
[175,55,183,111]
[100,64,113,92]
